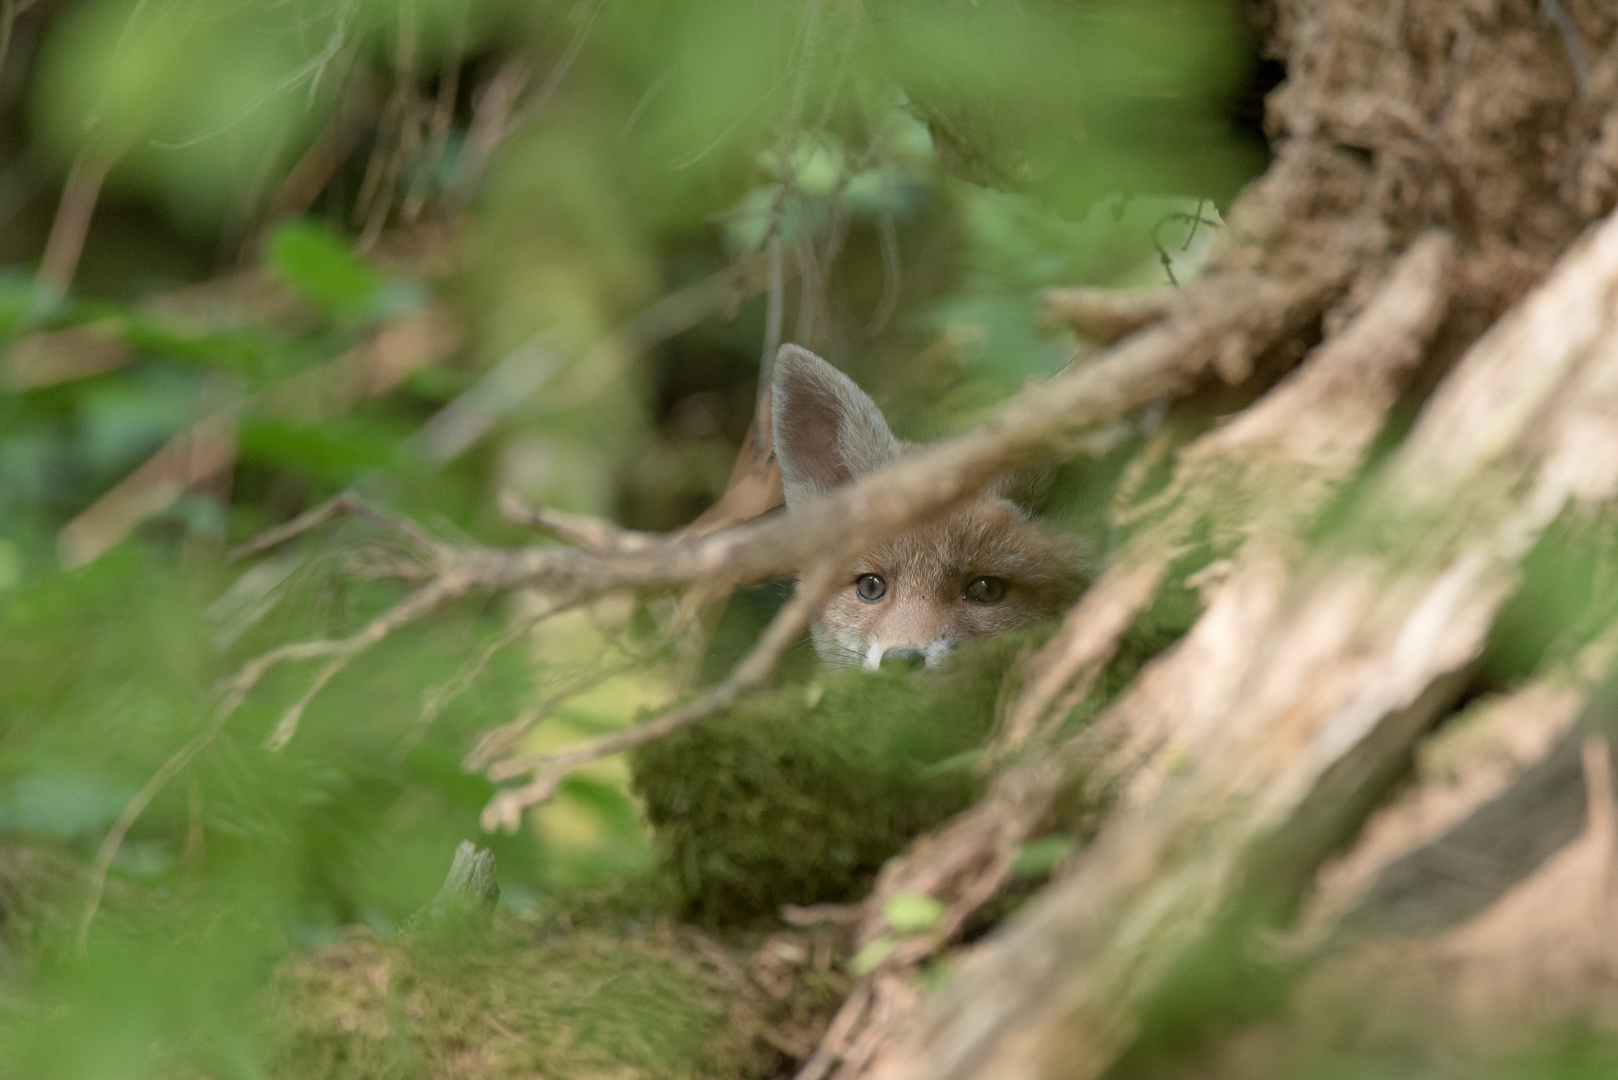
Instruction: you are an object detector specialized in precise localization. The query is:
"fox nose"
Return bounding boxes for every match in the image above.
[879,647,926,672]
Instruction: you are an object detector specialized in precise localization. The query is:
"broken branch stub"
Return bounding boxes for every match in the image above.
[863,210,1618,1080]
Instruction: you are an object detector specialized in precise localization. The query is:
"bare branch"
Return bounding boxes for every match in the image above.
[260,573,476,751]
[499,493,657,553]
[37,145,119,301]
[228,490,444,563]
[2,321,132,391]
[460,655,637,774]
[209,264,1341,809]
[341,266,1342,609]
[1040,285,1178,345]
[398,593,585,760]
[477,559,844,832]
[80,557,487,945]
[56,410,237,570]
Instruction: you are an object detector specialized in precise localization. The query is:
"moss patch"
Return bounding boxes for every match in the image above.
[266,915,771,1080]
[632,635,1032,926]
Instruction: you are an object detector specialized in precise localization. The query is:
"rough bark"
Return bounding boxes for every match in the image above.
[174,3,1618,1077]
[866,193,1618,1080]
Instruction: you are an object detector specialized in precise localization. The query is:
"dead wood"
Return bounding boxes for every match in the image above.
[212,264,1337,814]
[856,203,1618,1080]
[1040,286,1178,346]
[240,268,1338,599]
[79,246,1339,953]
[1301,621,1618,945]
[793,231,1453,1080]
[404,841,501,935]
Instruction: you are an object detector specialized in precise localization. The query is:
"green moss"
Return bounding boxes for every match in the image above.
[632,635,1031,926]
[267,915,769,1080]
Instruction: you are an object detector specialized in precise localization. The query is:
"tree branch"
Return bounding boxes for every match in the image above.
[477,558,844,831]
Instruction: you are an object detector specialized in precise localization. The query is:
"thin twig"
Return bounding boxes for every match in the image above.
[403,3,462,223]
[449,55,532,205]
[1584,734,1616,900]
[228,491,443,562]
[250,271,1344,605]
[868,210,900,334]
[261,573,475,751]
[499,493,658,553]
[79,700,231,952]
[37,146,117,300]
[670,74,790,170]
[478,559,843,831]
[398,591,591,761]
[355,4,418,251]
[795,981,874,1080]
[795,199,824,347]
[1541,0,1591,102]
[506,0,605,132]
[762,234,785,374]
[461,655,639,773]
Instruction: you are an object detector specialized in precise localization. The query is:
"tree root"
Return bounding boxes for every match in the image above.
[83,257,1341,944]
[852,206,1618,1080]
[793,233,1455,1080]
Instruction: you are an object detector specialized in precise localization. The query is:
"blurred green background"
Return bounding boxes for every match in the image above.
[0,1,1273,1076]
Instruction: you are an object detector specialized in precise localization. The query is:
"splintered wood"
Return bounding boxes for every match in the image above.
[799,232,1454,1080]
[859,208,1618,1080]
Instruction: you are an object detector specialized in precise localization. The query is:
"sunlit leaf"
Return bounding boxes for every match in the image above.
[883,893,945,934]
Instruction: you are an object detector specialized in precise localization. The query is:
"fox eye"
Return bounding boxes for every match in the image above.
[965,576,1008,604]
[854,573,887,602]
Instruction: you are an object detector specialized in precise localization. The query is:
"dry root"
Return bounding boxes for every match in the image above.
[77,258,1343,945]
[843,204,1618,1080]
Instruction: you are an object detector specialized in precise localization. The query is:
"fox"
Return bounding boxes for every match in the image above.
[770,344,1086,671]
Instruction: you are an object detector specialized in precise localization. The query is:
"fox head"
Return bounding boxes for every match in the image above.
[771,344,1085,671]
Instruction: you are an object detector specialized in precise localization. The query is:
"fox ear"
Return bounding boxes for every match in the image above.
[771,344,899,506]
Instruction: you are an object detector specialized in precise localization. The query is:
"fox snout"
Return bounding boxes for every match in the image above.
[877,647,927,672]
[771,344,1087,670]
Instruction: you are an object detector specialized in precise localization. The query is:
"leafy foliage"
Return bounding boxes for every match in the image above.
[0,0,1267,1075]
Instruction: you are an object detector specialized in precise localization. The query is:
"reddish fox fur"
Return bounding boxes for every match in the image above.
[771,344,1085,670]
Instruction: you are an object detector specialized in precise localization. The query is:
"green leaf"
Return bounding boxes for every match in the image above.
[1010,835,1076,879]
[883,893,945,934]
[917,747,983,779]
[266,219,386,318]
[236,414,404,483]
[850,936,898,976]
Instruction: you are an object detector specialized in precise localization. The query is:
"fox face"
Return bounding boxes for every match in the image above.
[771,344,1085,670]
